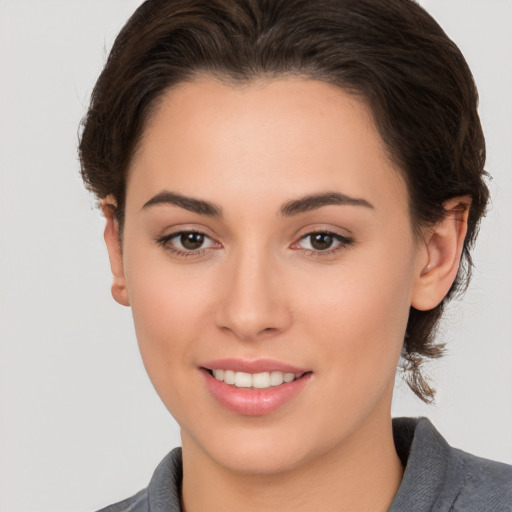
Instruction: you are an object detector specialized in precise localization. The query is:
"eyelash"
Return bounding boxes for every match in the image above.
[294,230,354,257]
[156,230,217,258]
[156,230,354,258]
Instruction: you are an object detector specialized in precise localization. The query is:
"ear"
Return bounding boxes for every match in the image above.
[411,196,471,311]
[101,196,130,307]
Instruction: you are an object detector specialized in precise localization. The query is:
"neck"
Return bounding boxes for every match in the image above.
[181,410,403,512]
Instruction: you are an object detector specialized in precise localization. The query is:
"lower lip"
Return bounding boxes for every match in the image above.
[201,369,312,416]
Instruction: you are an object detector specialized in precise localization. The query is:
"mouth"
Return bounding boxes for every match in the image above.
[203,368,310,389]
[199,359,313,415]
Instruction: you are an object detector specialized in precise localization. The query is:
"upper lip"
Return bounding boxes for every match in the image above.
[201,358,310,374]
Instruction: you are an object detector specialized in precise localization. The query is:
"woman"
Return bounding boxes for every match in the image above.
[78,0,512,510]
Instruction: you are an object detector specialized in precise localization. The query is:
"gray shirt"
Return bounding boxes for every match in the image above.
[97,417,512,511]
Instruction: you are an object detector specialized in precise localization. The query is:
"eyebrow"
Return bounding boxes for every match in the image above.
[142,191,223,217]
[279,192,374,216]
[141,190,374,217]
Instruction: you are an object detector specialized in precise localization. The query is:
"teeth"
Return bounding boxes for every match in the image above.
[224,370,236,385]
[253,372,270,388]
[234,372,252,388]
[270,371,284,386]
[211,370,302,389]
[212,369,224,381]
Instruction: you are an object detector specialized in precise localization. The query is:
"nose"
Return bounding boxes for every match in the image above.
[214,247,292,342]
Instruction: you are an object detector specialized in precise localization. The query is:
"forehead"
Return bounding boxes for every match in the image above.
[127,76,408,215]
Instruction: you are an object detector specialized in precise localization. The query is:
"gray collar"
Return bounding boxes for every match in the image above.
[140,417,511,512]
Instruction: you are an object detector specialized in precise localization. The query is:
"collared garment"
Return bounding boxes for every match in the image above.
[97,417,512,511]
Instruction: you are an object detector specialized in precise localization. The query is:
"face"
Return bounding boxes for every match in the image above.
[109,77,429,474]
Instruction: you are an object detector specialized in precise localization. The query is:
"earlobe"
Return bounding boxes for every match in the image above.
[101,197,130,307]
[411,196,471,311]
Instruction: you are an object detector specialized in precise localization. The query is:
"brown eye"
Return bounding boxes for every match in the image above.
[180,232,205,250]
[309,233,334,250]
[157,230,220,257]
[294,231,353,256]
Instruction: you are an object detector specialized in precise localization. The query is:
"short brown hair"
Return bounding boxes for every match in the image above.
[79,0,489,402]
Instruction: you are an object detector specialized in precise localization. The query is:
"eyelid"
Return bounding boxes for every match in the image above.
[156,228,222,257]
[291,219,353,236]
[291,228,354,256]
[155,225,354,258]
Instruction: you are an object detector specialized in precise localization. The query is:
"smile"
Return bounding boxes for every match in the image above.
[210,369,304,389]
[200,359,313,415]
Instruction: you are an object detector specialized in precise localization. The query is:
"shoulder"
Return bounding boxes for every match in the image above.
[96,489,148,512]
[391,417,512,512]
[448,446,512,510]
[94,447,183,512]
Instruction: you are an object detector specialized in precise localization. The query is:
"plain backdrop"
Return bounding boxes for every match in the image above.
[1,1,511,511]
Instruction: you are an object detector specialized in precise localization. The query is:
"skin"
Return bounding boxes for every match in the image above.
[103,77,470,511]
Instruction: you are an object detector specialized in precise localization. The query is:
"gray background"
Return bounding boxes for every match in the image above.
[1,1,511,510]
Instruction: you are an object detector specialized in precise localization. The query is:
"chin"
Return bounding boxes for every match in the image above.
[182,418,317,476]
[155,389,309,475]
[210,440,311,476]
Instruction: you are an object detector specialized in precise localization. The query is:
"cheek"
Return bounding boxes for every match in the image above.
[123,249,216,401]
[298,242,416,403]
[130,274,197,338]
